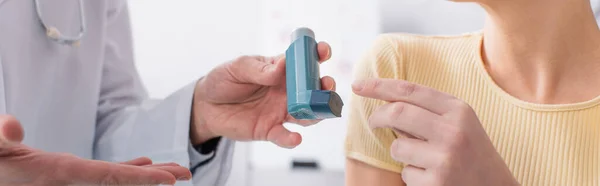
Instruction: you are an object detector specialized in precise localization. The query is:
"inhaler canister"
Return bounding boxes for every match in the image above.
[285,27,344,120]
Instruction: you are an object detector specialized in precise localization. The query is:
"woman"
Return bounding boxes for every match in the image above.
[345,0,600,185]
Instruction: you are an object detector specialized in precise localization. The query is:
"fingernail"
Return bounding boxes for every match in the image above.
[392,140,400,149]
[177,176,191,181]
[352,80,365,91]
[0,134,15,147]
[390,140,400,160]
[325,77,335,91]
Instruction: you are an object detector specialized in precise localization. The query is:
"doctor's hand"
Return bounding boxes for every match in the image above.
[0,116,191,186]
[352,78,520,186]
[191,42,334,148]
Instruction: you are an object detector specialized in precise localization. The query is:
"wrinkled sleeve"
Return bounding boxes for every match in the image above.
[345,34,406,173]
[93,1,233,185]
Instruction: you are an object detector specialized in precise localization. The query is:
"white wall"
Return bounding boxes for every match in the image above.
[380,0,485,34]
[246,0,488,172]
[130,0,382,175]
[128,0,262,99]
[128,1,261,185]
[128,0,490,184]
[379,0,600,35]
[128,0,368,184]
[248,0,381,172]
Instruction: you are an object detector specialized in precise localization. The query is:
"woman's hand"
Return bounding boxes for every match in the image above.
[352,78,519,186]
[0,115,191,186]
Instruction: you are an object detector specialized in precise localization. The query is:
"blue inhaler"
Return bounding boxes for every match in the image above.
[286,27,344,120]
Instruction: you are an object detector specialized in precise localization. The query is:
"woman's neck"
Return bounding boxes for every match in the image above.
[480,0,600,104]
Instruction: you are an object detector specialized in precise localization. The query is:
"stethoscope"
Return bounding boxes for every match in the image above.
[34,0,86,46]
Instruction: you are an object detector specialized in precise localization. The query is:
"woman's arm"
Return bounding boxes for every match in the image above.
[345,34,407,186]
[346,158,405,186]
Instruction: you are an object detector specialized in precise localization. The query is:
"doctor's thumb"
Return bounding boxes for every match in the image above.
[266,125,302,149]
[0,115,24,146]
[228,55,286,86]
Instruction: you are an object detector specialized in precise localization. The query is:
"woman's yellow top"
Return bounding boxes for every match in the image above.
[345,32,600,186]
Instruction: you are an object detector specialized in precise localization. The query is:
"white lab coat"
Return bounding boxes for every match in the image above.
[0,0,233,185]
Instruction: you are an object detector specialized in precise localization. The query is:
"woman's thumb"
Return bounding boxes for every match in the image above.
[0,115,24,146]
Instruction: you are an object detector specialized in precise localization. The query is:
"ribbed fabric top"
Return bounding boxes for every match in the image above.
[345,32,600,186]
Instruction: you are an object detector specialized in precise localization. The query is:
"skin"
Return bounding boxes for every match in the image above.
[480,0,600,104]
[351,79,519,186]
[0,115,191,186]
[0,41,334,184]
[346,158,406,186]
[346,0,600,185]
[190,42,335,148]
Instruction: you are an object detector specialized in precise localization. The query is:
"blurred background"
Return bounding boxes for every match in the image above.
[125,0,519,185]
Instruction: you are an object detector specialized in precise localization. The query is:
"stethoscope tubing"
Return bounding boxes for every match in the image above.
[34,0,86,45]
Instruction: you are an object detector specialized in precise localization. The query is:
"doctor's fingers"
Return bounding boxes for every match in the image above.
[226,55,286,86]
[282,76,336,126]
[317,42,333,62]
[121,158,186,168]
[321,76,336,91]
[0,115,24,148]
[121,157,153,166]
[269,42,332,63]
[225,42,332,87]
[63,158,191,185]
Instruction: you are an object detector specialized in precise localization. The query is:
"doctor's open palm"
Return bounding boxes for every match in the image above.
[191,42,334,148]
[0,116,191,186]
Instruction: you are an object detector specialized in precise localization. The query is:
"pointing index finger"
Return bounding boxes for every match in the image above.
[352,78,456,115]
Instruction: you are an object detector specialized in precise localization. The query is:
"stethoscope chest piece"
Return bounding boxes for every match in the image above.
[35,0,86,47]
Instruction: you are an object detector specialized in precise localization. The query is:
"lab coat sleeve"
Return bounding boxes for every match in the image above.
[93,1,233,185]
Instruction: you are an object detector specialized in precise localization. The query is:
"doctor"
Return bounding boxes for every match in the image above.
[0,0,335,185]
